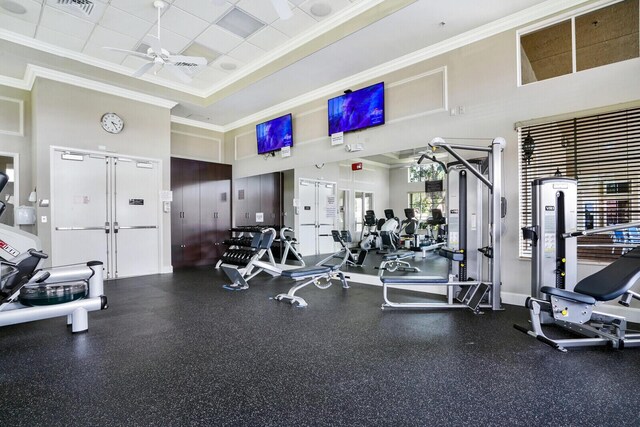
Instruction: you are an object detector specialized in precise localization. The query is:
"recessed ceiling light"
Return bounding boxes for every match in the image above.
[220,62,237,71]
[0,0,27,14]
[216,7,265,39]
[310,2,332,18]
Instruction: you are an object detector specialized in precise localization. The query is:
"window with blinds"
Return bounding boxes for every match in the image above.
[518,107,640,262]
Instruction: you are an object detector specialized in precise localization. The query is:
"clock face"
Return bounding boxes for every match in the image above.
[101,113,124,134]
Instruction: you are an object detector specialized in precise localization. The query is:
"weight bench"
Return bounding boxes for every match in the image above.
[274,230,353,307]
[378,253,490,312]
[514,247,640,352]
[273,265,348,308]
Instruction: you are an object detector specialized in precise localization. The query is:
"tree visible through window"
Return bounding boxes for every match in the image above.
[408,163,445,224]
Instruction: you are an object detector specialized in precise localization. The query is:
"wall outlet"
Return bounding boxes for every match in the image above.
[41,216,47,223]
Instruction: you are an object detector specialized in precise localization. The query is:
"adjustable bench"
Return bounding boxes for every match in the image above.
[273,265,348,308]
[273,230,353,307]
[515,247,640,351]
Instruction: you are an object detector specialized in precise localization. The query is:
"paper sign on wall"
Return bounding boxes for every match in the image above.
[331,132,344,146]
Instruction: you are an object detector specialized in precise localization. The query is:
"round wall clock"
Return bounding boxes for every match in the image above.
[100,113,124,134]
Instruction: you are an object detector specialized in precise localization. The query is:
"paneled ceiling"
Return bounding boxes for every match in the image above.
[0,0,596,129]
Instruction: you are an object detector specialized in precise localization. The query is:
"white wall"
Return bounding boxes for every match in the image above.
[225,27,640,319]
[31,79,173,272]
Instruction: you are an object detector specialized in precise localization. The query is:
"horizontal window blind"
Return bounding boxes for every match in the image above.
[519,107,640,262]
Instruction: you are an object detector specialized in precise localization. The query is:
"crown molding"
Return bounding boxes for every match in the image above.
[10,64,177,109]
[0,29,202,96]
[0,0,594,131]
[201,0,389,97]
[170,115,224,133]
[221,0,593,132]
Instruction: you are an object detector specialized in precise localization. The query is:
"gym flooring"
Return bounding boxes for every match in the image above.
[1,254,639,426]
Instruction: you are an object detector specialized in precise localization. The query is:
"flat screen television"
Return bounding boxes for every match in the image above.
[328,82,384,135]
[256,113,293,155]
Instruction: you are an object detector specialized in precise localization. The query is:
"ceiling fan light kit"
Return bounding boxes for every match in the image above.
[102,0,206,83]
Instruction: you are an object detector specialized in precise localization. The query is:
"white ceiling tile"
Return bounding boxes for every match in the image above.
[236,0,278,24]
[160,6,210,40]
[40,5,96,39]
[0,0,41,24]
[83,42,128,64]
[44,0,107,24]
[121,55,150,71]
[36,26,86,51]
[99,6,154,41]
[197,65,230,82]
[0,13,36,37]
[89,26,138,51]
[247,26,289,51]
[150,27,191,53]
[227,42,264,64]
[173,0,231,22]
[196,25,243,54]
[272,7,316,37]
[299,0,351,21]
[108,0,167,23]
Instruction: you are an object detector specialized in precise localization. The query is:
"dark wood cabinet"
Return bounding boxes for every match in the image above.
[233,172,282,228]
[171,158,232,268]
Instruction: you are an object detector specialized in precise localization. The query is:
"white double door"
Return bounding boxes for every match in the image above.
[51,149,160,279]
[298,179,337,256]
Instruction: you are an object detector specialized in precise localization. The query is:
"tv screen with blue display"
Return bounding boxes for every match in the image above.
[328,82,384,135]
[256,113,293,155]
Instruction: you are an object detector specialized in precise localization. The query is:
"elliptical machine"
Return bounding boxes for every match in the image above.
[359,210,381,251]
[0,171,107,333]
[378,209,400,253]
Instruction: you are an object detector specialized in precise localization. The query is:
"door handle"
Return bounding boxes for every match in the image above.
[105,222,110,234]
[113,222,119,234]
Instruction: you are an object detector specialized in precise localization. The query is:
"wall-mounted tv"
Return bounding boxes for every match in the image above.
[256,113,293,155]
[328,82,384,135]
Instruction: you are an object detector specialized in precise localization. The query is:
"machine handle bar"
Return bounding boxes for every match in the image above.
[563,221,640,238]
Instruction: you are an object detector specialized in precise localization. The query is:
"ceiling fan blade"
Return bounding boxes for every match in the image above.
[168,55,207,67]
[164,64,193,83]
[132,61,155,78]
[145,34,163,55]
[103,47,150,59]
[271,0,292,20]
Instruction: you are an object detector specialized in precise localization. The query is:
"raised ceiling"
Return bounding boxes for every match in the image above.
[0,0,597,129]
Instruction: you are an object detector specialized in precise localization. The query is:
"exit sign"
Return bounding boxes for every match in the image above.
[352,162,363,171]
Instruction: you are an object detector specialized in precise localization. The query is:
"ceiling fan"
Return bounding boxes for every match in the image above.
[211,0,293,20]
[103,1,207,83]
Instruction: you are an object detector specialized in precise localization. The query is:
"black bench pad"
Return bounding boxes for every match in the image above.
[574,247,640,301]
[541,286,597,305]
[281,266,332,279]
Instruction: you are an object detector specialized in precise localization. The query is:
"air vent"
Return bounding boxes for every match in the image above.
[56,0,94,17]
[216,7,265,39]
[136,43,151,54]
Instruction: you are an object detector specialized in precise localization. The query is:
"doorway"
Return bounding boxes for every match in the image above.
[0,153,19,226]
[50,148,161,279]
[298,179,337,256]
